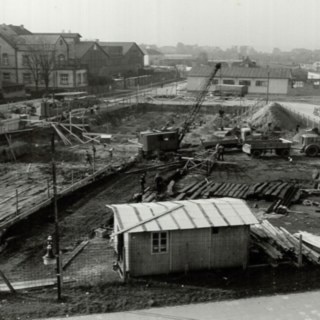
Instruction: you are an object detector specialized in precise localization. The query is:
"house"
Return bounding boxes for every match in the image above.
[100,42,144,77]
[0,24,87,91]
[187,66,292,95]
[143,48,164,66]
[108,198,258,277]
[74,41,110,77]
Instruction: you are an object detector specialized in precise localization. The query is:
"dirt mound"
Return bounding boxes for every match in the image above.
[246,102,301,131]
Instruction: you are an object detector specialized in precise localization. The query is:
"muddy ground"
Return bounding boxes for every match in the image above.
[2,104,320,319]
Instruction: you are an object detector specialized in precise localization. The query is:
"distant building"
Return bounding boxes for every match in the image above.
[0,24,88,91]
[161,54,194,67]
[187,66,292,95]
[100,42,144,77]
[143,48,164,66]
[109,198,258,277]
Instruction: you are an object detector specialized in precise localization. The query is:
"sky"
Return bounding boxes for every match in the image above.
[1,0,320,52]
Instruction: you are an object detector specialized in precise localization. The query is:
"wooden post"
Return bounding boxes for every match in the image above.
[0,270,15,293]
[15,189,19,215]
[122,246,127,282]
[47,179,50,198]
[298,234,303,268]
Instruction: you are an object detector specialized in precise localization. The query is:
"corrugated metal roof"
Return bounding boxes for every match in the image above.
[107,198,258,234]
[189,66,291,79]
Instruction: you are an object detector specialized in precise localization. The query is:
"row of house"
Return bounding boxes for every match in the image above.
[0,24,144,94]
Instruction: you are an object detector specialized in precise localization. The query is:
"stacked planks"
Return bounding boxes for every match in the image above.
[251,220,320,265]
[173,180,299,202]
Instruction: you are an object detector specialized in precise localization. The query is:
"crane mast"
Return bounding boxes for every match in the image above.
[178,63,221,145]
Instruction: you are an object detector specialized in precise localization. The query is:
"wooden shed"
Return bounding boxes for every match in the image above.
[108,198,258,277]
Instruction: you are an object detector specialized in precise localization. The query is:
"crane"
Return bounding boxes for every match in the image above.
[178,63,221,146]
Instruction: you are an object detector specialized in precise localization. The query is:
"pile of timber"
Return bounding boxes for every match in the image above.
[174,180,300,202]
[251,220,320,265]
[294,231,320,254]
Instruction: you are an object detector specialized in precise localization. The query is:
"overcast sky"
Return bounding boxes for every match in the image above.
[1,0,319,52]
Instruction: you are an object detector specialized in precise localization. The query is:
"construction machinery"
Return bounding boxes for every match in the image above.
[140,63,222,154]
[242,138,292,158]
[300,131,320,157]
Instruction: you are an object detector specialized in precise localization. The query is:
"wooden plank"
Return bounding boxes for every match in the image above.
[265,182,283,196]
[209,183,224,196]
[278,184,293,199]
[178,181,197,193]
[186,180,206,195]
[62,240,89,270]
[271,183,288,197]
[189,181,213,199]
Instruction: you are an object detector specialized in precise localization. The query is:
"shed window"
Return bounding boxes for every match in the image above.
[152,232,168,254]
[223,79,235,85]
[239,80,251,86]
[211,79,219,85]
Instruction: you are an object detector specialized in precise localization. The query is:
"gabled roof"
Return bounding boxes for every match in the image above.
[100,42,144,55]
[33,32,81,38]
[6,24,32,35]
[108,198,258,234]
[74,41,109,58]
[146,48,164,56]
[16,34,61,45]
[189,66,292,79]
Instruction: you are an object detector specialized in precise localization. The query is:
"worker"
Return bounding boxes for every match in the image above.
[288,156,293,164]
[140,172,146,194]
[296,124,300,133]
[154,173,163,194]
[92,144,96,159]
[217,144,225,161]
[85,150,92,166]
[109,147,114,159]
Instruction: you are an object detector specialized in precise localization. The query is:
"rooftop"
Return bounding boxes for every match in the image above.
[108,198,258,234]
[189,66,292,79]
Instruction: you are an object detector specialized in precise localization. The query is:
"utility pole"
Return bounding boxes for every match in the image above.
[51,132,62,301]
[266,68,270,104]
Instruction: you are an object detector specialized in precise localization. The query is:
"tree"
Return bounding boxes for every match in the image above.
[26,43,56,92]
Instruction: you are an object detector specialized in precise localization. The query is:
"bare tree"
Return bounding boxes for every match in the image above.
[25,43,56,92]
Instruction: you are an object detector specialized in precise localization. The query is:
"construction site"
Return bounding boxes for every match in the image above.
[2,65,320,319]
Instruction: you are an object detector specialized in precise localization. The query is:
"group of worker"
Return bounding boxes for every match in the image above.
[85,144,114,166]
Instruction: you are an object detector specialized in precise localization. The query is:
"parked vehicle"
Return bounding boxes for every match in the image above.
[300,133,320,157]
[242,138,292,157]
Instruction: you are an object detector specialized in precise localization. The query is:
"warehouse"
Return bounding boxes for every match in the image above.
[187,66,292,95]
[108,198,258,277]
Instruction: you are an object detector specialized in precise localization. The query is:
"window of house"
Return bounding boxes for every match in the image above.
[211,79,219,85]
[151,232,168,254]
[3,72,11,81]
[23,73,32,84]
[22,55,29,66]
[77,73,81,84]
[223,79,235,85]
[60,73,69,85]
[239,80,251,86]
[255,80,268,87]
[82,73,87,84]
[2,53,9,66]
[58,54,65,65]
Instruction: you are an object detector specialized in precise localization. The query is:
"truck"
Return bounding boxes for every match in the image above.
[242,138,292,158]
[201,127,268,149]
[300,133,320,157]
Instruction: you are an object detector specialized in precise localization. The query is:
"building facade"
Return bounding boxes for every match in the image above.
[0,25,88,91]
[187,66,292,95]
[109,198,258,277]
